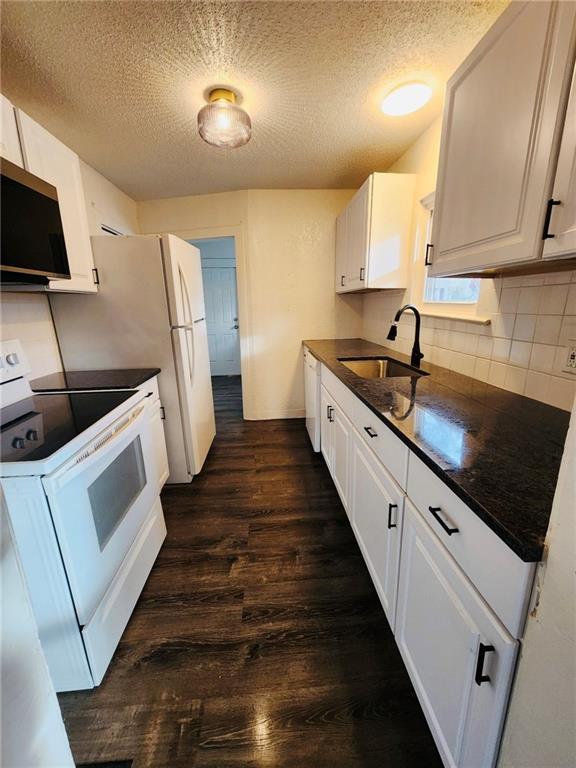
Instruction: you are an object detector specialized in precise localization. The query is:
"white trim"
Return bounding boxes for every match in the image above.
[244,408,305,421]
[420,191,435,210]
[420,311,491,325]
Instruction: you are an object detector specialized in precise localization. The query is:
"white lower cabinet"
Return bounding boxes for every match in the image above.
[308,357,525,768]
[396,500,517,768]
[149,396,169,492]
[332,402,352,512]
[351,433,403,630]
[320,384,352,513]
[320,385,334,476]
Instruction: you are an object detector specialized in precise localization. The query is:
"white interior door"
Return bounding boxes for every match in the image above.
[202,266,241,375]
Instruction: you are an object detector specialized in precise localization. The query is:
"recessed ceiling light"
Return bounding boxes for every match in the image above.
[197,88,252,148]
[380,82,433,116]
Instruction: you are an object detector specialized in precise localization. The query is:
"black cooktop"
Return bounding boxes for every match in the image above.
[31,368,161,392]
[1,390,135,463]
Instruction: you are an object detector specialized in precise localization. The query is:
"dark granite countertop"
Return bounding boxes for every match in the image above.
[31,368,161,392]
[303,338,570,562]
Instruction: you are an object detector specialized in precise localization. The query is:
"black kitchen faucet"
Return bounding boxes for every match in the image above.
[386,304,424,369]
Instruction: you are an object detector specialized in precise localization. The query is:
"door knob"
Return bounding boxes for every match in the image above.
[232,324,239,330]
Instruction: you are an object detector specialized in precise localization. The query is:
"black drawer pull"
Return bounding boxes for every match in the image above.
[387,503,398,529]
[327,405,334,422]
[359,266,365,281]
[542,198,561,239]
[428,506,459,536]
[340,275,345,287]
[475,643,495,686]
[364,426,378,438]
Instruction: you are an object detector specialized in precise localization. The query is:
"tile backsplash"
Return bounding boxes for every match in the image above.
[362,270,576,412]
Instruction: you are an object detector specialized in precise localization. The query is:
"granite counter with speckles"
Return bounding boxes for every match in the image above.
[303,338,570,562]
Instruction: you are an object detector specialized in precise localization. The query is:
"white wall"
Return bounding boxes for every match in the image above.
[0,157,139,380]
[362,118,576,412]
[80,160,139,236]
[0,294,61,379]
[139,189,364,419]
[498,400,576,768]
[0,500,74,768]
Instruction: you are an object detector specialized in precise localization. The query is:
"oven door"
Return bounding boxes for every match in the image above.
[42,400,158,625]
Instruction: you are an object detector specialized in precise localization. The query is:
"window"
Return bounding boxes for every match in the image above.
[422,200,480,305]
[424,275,480,304]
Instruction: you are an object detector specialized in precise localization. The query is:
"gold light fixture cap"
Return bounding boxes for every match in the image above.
[208,88,236,104]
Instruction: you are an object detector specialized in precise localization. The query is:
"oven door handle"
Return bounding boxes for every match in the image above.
[44,403,148,490]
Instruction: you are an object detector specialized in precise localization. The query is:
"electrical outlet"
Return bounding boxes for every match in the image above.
[562,340,576,375]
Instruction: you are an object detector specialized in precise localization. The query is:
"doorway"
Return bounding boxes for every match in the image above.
[189,237,241,377]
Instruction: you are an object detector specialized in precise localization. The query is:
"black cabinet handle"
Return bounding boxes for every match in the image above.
[387,503,398,529]
[542,198,561,240]
[327,405,334,422]
[359,267,365,281]
[364,426,378,438]
[475,643,495,686]
[340,275,345,287]
[428,506,459,536]
[425,243,433,266]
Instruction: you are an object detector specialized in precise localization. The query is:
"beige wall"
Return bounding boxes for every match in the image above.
[138,189,364,419]
[362,118,576,411]
[498,402,576,768]
[1,161,139,380]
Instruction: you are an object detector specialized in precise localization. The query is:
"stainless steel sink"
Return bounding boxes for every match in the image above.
[338,356,428,380]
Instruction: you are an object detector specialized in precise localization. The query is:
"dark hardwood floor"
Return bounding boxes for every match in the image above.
[59,376,442,768]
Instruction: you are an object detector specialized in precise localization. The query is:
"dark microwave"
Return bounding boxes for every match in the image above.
[1,158,70,284]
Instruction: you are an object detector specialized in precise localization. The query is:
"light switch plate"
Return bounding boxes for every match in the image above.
[562,339,576,375]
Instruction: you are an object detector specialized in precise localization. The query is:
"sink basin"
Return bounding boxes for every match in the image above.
[338,356,428,380]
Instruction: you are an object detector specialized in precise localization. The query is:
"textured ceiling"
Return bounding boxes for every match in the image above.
[1,1,507,200]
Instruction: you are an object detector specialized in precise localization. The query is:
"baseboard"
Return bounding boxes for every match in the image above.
[243,408,305,421]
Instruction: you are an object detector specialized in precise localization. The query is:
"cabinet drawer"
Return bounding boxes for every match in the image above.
[407,454,535,638]
[320,364,356,421]
[353,396,408,490]
[137,375,160,402]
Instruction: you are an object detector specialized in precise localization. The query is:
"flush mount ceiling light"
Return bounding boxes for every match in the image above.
[197,88,251,148]
[380,82,433,116]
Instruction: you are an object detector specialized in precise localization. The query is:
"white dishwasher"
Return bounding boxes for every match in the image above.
[304,347,321,452]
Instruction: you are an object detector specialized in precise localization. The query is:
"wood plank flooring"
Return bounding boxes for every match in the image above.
[59,376,442,768]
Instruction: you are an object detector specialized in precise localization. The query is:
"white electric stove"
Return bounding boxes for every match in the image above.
[0,340,167,691]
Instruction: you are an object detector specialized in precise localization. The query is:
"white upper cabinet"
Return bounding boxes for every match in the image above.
[335,172,415,292]
[430,1,576,277]
[0,94,23,167]
[16,109,97,293]
[544,65,576,260]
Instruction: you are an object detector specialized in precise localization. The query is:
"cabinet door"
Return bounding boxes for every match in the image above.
[332,401,352,513]
[544,65,576,260]
[430,1,576,276]
[320,385,333,474]
[351,434,403,629]
[334,209,348,293]
[396,501,517,768]
[150,398,169,490]
[346,178,370,290]
[0,94,23,167]
[16,110,96,293]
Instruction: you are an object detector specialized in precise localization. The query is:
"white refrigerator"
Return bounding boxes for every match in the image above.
[50,234,216,483]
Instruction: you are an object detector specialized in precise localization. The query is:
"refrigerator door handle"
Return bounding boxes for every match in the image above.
[185,327,195,389]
